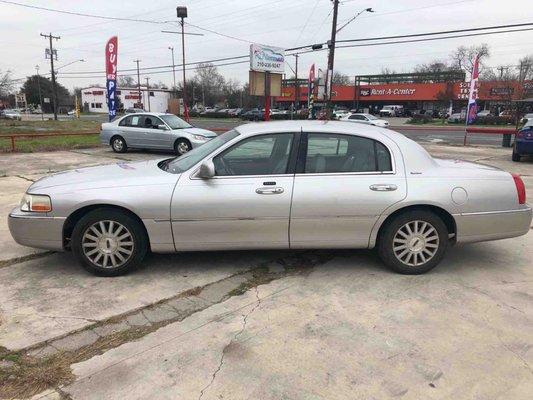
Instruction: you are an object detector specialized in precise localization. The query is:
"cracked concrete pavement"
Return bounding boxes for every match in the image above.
[0,142,532,399]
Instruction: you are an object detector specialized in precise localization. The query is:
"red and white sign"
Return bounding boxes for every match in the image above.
[105,36,118,80]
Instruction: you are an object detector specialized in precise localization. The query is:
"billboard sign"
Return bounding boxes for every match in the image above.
[105,36,118,121]
[250,44,285,74]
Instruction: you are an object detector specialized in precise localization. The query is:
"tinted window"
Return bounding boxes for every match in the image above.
[305,133,392,173]
[214,133,293,176]
[348,115,363,120]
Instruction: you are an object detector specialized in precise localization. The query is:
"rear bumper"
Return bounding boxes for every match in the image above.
[455,207,532,244]
[8,207,65,251]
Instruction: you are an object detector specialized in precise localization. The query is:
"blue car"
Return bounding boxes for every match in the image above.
[513,122,533,162]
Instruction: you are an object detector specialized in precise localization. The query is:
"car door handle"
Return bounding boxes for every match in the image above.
[256,187,284,195]
[369,184,397,191]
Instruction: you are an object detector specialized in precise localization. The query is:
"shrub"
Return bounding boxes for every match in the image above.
[408,114,433,124]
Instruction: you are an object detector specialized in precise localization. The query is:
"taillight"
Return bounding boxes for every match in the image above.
[512,173,526,204]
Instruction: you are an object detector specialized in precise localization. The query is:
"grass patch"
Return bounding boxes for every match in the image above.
[0,119,100,135]
[0,134,100,153]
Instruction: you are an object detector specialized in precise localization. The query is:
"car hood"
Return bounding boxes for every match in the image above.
[29,159,178,193]
[173,127,217,137]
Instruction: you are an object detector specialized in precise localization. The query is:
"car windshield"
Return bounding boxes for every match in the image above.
[160,114,193,129]
[161,129,240,174]
[366,114,378,120]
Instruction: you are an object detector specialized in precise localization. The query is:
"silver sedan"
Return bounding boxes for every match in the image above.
[100,112,217,155]
[9,121,532,276]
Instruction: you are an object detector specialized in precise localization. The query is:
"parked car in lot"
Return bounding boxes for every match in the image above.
[379,105,404,117]
[1,109,22,120]
[100,112,216,155]
[9,121,531,276]
[241,109,264,121]
[332,109,350,119]
[124,108,145,114]
[512,121,533,161]
[228,108,243,117]
[340,113,389,128]
[477,110,492,118]
[520,113,533,125]
[447,112,463,123]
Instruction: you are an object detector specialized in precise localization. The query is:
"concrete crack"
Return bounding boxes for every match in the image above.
[198,287,262,400]
[15,174,36,182]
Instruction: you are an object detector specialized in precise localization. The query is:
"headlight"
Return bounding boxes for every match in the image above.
[20,194,52,212]
[192,134,209,141]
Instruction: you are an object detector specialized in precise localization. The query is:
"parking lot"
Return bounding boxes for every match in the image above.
[0,142,532,399]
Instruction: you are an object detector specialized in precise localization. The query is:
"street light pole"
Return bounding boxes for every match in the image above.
[180,17,188,120]
[294,54,299,111]
[169,46,176,89]
[145,77,151,111]
[35,65,44,121]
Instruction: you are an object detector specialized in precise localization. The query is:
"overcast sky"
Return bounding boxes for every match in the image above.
[2,0,533,91]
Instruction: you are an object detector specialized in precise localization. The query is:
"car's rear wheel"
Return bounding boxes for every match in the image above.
[174,138,192,156]
[512,148,521,162]
[111,136,127,153]
[71,208,148,276]
[378,210,448,274]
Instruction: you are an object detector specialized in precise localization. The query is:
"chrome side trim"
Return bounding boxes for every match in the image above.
[460,208,532,216]
[171,216,286,222]
[9,214,66,221]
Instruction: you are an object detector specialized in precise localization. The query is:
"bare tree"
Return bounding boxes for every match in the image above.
[118,75,136,87]
[332,71,350,85]
[414,60,451,74]
[193,63,226,106]
[0,69,14,97]
[450,44,490,76]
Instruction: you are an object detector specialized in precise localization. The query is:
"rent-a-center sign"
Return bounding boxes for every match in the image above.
[360,87,416,96]
[250,44,285,74]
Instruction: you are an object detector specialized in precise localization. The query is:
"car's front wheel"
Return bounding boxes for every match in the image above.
[378,210,448,274]
[71,208,148,276]
[174,138,192,156]
[111,135,127,153]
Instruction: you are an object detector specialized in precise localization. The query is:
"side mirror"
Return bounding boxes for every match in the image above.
[157,124,169,130]
[198,160,215,179]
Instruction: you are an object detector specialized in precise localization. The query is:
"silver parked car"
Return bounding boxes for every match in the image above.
[341,113,389,128]
[100,112,217,155]
[9,121,531,276]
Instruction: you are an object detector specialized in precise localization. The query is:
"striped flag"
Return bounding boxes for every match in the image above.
[466,55,480,125]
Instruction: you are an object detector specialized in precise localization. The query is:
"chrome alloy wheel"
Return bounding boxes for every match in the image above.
[176,141,191,155]
[81,220,134,269]
[392,220,439,267]
[112,138,124,151]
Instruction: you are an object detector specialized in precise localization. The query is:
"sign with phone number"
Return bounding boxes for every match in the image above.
[250,43,285,74]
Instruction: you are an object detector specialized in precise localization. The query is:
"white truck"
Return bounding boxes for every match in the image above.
[379,105,404,117]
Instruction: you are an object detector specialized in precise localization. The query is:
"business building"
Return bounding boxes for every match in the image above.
[276,71,532,113]
[81,86,173,113]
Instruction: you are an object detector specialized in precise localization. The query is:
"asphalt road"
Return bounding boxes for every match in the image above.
[22,113,510,147]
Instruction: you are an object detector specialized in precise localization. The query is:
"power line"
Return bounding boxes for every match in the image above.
[0,0,164,24]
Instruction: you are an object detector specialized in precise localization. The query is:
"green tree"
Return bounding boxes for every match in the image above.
[21,75,70,113]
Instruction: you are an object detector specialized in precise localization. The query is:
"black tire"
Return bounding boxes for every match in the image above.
[512,148,521,162]
[71,208,148,276]
[110,135,127,153]
[174,138,192,156]
[378,210,448,275]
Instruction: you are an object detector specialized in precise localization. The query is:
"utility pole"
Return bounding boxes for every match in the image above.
[325,0,340,118]
[134,59,141,108]
[35,65,44,121]
[294,54,299,111]
[40,32,60,120]
[145,77,151,111]
[169,46,176,89]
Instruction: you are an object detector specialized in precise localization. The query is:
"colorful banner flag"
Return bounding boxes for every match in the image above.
[105,36,118,121]
[466,55,480,125]
[308,64,315,118]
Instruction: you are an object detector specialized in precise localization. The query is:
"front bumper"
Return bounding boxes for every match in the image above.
[455,206,532,244]
[515,140,533,155]
[8,207,65,251]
